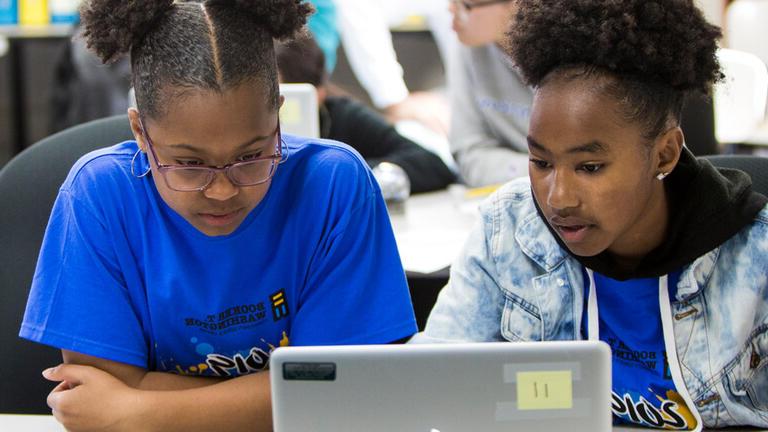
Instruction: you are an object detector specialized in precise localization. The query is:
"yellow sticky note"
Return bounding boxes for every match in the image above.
[280,99,301,125]
[516,370,573,410]
[464,183,502,199]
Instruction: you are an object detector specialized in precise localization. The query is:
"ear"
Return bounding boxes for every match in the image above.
[654,126,684,177]
[127,108,147,152]
[278,94,285,110]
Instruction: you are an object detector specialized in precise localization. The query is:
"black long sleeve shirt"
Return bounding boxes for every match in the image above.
[321,96,456,193]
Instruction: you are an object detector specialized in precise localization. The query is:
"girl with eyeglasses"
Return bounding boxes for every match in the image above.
[421,0,768,429]
[20,1,417,430]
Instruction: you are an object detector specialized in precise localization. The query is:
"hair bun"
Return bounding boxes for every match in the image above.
[79,0,175,64]
[507,0,722,94]
[207,0,314,40]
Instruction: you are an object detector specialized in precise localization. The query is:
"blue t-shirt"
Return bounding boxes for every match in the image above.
[582,270,698,430]
[21,134,417,377]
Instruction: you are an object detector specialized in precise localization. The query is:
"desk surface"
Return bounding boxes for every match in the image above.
[1,415,765,431]
[389,188,481,274]
[0,414,62,430]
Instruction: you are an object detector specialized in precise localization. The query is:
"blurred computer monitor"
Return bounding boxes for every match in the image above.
[279,83,320,138]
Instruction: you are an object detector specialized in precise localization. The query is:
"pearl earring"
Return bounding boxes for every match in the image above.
[656,172,669,180]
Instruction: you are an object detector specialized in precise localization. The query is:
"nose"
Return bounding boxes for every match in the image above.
[546,169,579,212]
[203,171,239,201]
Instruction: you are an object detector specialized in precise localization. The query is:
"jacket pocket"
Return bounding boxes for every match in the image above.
[500,291,542,342]
[745,332,768,412]
[724,326,768,416]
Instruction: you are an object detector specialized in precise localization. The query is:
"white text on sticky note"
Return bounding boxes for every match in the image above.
[516,370,573,410]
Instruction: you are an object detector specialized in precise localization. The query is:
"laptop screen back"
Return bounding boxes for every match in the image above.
[270,341,612,432]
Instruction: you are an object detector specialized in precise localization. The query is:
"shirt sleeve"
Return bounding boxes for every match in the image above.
[326,97,456,193]
[19,187,149,368]
[420,206,507,342]
[289,151,418,345]
[335,0,409,109]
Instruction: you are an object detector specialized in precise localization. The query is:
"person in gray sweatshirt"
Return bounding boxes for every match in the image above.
[448,0,533,187]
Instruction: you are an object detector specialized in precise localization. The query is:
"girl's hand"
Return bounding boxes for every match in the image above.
[43,364,145,432]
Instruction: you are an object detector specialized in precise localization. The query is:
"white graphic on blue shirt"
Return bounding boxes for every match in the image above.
[158,293,292,377]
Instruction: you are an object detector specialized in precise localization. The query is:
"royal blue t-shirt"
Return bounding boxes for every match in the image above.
[582,270,698,430]
[21,135,417,377]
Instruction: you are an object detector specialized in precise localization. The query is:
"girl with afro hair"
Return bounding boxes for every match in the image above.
[421,0,768,429]
[20,1,417,430]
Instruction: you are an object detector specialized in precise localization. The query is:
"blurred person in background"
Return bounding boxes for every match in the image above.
[447,0,533,187]
[334,0,455,136]
[277,34,456,195]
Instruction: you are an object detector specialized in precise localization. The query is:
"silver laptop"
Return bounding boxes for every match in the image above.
[279,83,320,138]
[270,341,612,432]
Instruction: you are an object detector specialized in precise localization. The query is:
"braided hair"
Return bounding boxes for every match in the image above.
[79,0,314,119]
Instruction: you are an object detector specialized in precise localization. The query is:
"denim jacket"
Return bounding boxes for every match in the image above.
[422,178,768,428]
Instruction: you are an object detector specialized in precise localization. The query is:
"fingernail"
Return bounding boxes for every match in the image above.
[42,367,55,377]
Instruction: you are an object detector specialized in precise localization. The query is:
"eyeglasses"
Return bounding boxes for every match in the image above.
[451,0,513,21]
[139,119,283,192]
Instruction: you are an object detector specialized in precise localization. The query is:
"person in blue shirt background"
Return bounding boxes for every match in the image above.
[307,0,340,73]
[19,1,417,431]
[418,0,768,430]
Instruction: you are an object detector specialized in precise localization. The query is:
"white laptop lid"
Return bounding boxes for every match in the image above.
[279,83,320,138]
[270,341,612,432]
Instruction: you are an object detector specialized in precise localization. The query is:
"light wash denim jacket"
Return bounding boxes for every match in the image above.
[422,178,768,428]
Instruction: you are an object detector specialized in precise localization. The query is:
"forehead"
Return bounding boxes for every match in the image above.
[163,82,272,118]
[529,77,645,153]
[144,83,277,154]
[152,83,273,129]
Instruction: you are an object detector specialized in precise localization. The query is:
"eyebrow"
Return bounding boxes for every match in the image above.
[166,133,274,153]
[527,136,608,155]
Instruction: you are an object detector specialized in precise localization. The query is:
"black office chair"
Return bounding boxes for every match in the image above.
[681,92,719,156]
[703,154,768,196]
[0,114,134,414]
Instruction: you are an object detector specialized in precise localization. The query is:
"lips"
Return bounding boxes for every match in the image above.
[549,216,596,243]
[198,208,243,227]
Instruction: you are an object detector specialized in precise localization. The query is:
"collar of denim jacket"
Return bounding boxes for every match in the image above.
[515,195,719,303]
[675,247,719,301]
